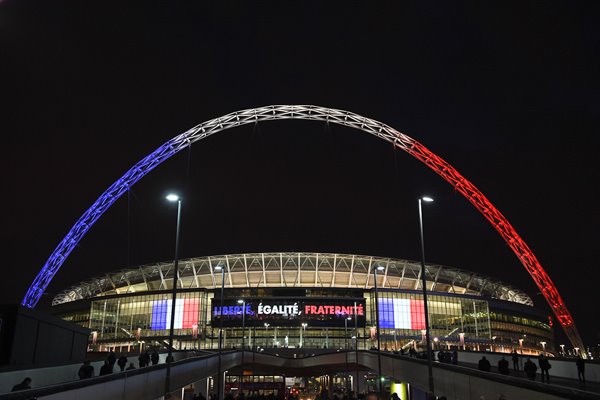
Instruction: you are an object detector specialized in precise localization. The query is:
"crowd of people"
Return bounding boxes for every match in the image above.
[475,350,587,385]
[77,348,163,378]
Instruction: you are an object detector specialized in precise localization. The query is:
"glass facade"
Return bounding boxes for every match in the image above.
[57,286,553,354]
[89,291,208,346]
[368,290,491,350]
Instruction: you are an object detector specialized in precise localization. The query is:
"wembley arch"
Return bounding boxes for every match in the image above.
[22,105,584,351]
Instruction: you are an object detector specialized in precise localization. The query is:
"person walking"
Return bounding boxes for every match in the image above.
[117,354,128,372]
[107,351,116,368]
[538,354,551,383]
[511,350,519,371]
[99,359,113,375]
[451,349,458,365]
[138,352,146,367]
[478,356,491,372]
[576,356,585,384]
[11,377,32,392]
[78,360,94,379]
[524,358,537,381]
[151,349,159,365]
[498,357,509,375]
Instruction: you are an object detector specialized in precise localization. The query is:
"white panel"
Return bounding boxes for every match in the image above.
[394,298,411,329]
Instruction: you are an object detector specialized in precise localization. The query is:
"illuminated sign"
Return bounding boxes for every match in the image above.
[150,298,199,330]
[258,303,299,316]
[378,298,425,330]
[213,304,253,316]
[304,304,364,316]
[212,298,366,327]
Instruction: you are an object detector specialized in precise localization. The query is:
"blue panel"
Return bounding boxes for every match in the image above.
[378,297,395,329]
[151,300,168,330]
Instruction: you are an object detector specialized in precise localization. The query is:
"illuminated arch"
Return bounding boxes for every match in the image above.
[22,105,584,350]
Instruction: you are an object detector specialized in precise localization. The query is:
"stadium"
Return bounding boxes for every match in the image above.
[51,252,554,355]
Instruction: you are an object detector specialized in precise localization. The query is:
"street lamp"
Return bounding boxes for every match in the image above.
[238,300,246,350]
[345,317,352,349]
[164,193,182,397]
[540,341,547,356]
[418,196,435,397]
[492,336,497,352]
[238,299,246,388]
[519,338,524,354]
[373,264,384,397]
[215,264,225,400]
[264,323,270,348]
[344,317,352,394]
[300,322,307,348]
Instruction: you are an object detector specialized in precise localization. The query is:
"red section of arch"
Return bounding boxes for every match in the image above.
[405,140,580,341]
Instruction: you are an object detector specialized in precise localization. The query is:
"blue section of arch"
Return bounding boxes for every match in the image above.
[22,138,182,308]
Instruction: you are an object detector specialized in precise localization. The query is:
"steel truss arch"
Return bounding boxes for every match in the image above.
[22,105,584,351]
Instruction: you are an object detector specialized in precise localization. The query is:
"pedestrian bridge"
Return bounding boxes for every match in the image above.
[0,351,598,400]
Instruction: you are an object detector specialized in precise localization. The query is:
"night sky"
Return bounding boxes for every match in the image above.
[1,2,598,347]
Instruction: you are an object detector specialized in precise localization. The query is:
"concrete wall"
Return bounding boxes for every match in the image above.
[0,305,89,367]
[0,352,188,394]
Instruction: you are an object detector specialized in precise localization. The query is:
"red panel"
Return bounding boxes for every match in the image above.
[410,299,425,330]
[182,298,199,329]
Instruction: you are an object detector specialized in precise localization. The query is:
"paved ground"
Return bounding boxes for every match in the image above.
[457,360,600,394]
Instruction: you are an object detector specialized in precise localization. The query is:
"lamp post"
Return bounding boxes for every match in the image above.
[519,338,524,355]
[300,322,307,348]
[164,193,182,397]
[418,196,435,397]
[540,341,547,356]
[354,301,359,395]
[264,323,270,348]
[238,300,246,350]
[345,317,352,350]
[344,317,352,394]
[373,264,384,397]
[215,265,225,400]
[238,299,246,387]
[492,336,497,352]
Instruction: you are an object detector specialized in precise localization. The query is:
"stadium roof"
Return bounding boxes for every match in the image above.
[52,252,533,306]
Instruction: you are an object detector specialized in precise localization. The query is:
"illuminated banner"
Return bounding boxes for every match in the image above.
[151,298,199,330]
[378,298,425,330]
[212,298,366,327]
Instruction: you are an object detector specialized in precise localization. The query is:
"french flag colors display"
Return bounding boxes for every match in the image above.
[378,298,425,330]
[151,298,199,330]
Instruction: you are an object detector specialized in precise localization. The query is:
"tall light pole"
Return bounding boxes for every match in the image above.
[238,300,246,350]
[354,301,359,396]
[540,341,547,356]
[215,265,225,400]
[300,322,307,348]
[418,196,435,397]
[164,193,182,397]
[345,317,352,349]
[264,323,270,348]
[373,264,384,397]
[238,299,246,393]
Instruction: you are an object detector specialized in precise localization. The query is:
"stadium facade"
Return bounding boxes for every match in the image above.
[51,252,554,355]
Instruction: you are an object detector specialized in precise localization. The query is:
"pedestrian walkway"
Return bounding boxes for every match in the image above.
[458,360,600,394]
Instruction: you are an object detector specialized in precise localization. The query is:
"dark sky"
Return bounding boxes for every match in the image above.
[1,2,598,347]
